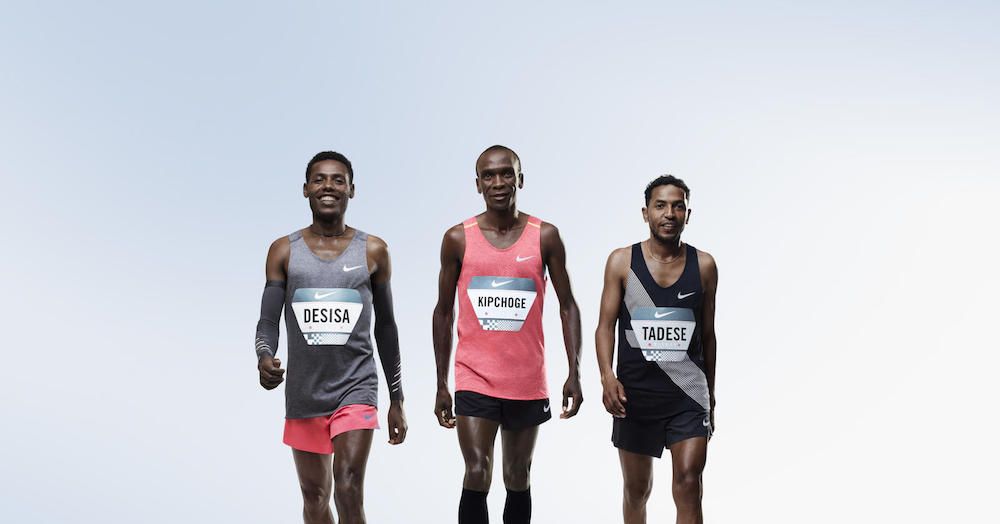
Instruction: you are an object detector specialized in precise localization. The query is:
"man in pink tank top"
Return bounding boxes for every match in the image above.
[433,145,584,524]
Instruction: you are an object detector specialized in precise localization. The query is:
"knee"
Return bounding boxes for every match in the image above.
[502,457,532,491]
[299,480,331,510]
[333,465,364,503]
[623,476,652,507]
[464,455,493,491]
[672,468,701,496]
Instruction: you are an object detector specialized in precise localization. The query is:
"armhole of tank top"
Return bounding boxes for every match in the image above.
[357,231,371,274]
[622,244,638,295]
[687,244,703,292]
[458,218,477,276]
[527,217,542,254]
[630,242,645,284]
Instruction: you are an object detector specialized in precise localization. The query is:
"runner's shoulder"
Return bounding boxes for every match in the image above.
[695,248,717,272]
[365,232,389,254]
[442,222,466,245]
[695,248,718,285]
[266,235,291,261]
[528,214,560,244]
[605,246,632,277]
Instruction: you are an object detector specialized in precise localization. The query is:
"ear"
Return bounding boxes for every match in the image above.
[685,209,692,224]
[349,182,356,199]
[303,183,308,198]
[641,207,649,223]
[474,177,483,194]
[518,172,524,189]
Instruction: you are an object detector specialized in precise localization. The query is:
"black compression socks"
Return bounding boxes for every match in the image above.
[459,488,489,524]
[503,488,531,524]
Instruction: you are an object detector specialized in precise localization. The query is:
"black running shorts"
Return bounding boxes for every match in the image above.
[455,390,552,430]
[612,408,712,458]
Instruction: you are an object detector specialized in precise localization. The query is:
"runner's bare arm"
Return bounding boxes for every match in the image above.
[540,222,583,419]
[596,247,629,417]
[432,224,465,428]
[698,250,719,428]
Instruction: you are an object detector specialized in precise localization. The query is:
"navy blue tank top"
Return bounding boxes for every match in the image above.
[617,243,710,414]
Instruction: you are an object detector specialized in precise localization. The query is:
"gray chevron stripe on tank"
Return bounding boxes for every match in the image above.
[624,269,710,411]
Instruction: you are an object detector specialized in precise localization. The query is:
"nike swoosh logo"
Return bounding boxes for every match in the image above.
[515,255,535,262]
[654,311,674,318]
[491,279,513,288]
[542,403,550,413]
[677,291,696,299]
[703,417,710,427]
[314,291,338,300]
[343,264,364,272]
[363,413,374,420]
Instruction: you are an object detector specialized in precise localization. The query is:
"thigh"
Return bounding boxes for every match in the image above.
[668,437,707,478]
[500,424,539,463]
[332,429,374,478]
[457,415,501,463]
[618,448,654,486]
[293,448,333,492]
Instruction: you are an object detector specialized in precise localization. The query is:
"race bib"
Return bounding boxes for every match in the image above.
[466,276,537,331]
[629,307,696,362]
[291,288,363,346]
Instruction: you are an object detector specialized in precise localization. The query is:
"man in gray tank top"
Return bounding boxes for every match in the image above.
[253,151,407,524]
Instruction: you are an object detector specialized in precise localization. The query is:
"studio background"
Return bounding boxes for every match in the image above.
[2,1,997,522]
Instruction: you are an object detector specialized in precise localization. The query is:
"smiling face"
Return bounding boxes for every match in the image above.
[303,159,354,219]
[475,148,523,212]
[643,184,690,243]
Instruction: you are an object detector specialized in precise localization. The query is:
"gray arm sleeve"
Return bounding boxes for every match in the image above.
[372,279,404,401]
[254,280,286,360]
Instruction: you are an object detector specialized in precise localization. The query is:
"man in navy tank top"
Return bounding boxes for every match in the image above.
[595,175,718,524]
[253,151,408,524]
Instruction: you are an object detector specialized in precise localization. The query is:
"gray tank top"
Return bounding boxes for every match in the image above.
[283,229,377,419]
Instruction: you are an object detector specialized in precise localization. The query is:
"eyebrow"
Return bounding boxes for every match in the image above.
[478,167,515,175]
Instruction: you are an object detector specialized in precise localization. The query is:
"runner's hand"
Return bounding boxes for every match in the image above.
[601,374,627,418]
[258,356,285,390]
[561,376,583,419]
[387,400,408,444]
[435,388,456,428]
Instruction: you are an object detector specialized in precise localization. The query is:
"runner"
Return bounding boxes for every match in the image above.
[254,151,407,524]
[432,145,583,524]
[595,175,718,524]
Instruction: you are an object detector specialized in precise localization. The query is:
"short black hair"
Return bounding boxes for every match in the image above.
[305,151,353,182]
[475,145,521,174]
[644,175,690,204]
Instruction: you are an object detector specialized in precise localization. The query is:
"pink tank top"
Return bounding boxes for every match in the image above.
[455,215,548,400]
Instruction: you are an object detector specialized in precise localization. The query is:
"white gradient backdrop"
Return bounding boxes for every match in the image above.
[2,1,997,522]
